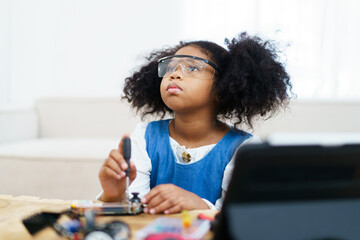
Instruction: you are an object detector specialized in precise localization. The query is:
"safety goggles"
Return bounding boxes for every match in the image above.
[158,55,221,79]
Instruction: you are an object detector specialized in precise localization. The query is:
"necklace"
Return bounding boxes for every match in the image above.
[181,151,191,163]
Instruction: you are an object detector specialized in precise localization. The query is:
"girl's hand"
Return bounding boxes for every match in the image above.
[98,135,137,202]
[141,184,209,214]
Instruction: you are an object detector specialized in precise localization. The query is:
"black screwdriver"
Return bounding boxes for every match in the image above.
[123,137,131,202]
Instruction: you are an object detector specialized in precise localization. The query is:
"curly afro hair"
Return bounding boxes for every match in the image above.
[122,32,292,129]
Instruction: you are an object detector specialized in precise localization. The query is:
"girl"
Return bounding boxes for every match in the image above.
[98,32,292,214]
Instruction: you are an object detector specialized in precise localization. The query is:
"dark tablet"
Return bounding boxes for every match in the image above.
[214,143,360,240]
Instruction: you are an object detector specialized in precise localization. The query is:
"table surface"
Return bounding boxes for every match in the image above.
[0,195,217,240]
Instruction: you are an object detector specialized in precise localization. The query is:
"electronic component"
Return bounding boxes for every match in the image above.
[23,209,131,240]
[136,216,210,240]
[70,192,143,216]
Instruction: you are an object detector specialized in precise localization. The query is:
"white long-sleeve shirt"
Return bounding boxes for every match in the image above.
[99,122,261,210]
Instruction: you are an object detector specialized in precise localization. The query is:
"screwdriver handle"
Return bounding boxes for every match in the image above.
[123,137,131,176]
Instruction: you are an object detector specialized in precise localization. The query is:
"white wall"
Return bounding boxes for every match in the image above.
[181,0,360,100]
[0,0,11,105]
[2,0,184,106]
[1,1,360,107]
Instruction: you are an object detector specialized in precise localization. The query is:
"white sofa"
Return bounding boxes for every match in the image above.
[0,98,140,200]
[1,97,360,200]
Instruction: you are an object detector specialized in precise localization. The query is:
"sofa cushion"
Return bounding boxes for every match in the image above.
[0,138,120,200]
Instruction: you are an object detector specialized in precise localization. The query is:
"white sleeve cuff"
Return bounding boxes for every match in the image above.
[96,191,103,201]
[202,198,218,210]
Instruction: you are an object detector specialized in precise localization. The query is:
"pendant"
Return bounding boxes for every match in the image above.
[182,152,191,163]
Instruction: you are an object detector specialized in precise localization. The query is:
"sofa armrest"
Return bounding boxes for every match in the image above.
[253,100,360,140]
[0,106,39,144]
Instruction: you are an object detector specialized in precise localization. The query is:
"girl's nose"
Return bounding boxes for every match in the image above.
[169,65,184,80]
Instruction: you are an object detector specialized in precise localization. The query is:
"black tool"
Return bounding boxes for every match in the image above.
[123,137,131,202]
[22,210,75,236]
[23,211,62,235]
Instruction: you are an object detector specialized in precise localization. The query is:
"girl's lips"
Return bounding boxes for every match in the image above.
[166,83,182,93]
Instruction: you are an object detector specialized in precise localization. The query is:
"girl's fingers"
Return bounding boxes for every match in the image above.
[109,149,128,171]
[148,199,177,214]
[103,166,122,180]
[145,194,164,210]
[143,185,174,209]
[164,205,182,215]
[142,185,162,204]
[104,157,122,175]
[117,134,130,155]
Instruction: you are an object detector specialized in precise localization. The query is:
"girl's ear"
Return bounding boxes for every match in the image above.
[211,84,220,103]
[213,93,221,108]
[214,94,220,103]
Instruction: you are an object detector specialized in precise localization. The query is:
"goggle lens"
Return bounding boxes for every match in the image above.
[158,56,217,79]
